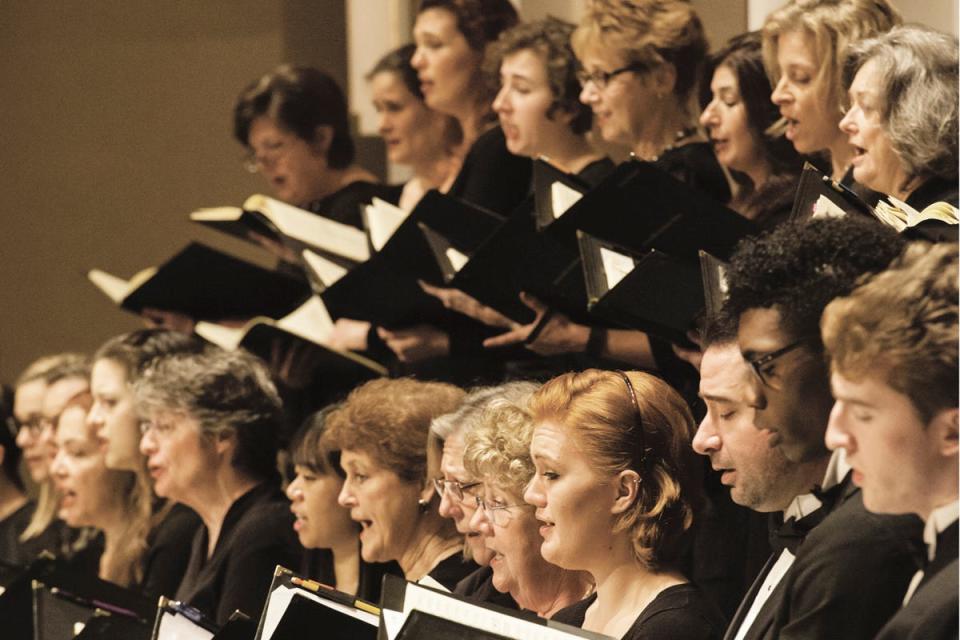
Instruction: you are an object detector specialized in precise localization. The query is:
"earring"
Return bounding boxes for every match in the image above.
[418,498,430,513]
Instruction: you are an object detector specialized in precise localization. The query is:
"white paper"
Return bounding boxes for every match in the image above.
[261,585,378,640]
[811,194,847,219]
[364,197,410,251]
[551,181,584,219]
[382,609,406,640]
[155,610,215,640]
[445,247,469,273]
[599,247,636,290]
[302,249,349,288]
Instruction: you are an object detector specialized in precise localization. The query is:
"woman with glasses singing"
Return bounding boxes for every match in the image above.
[135,348,301,625]
[525,369,725,640]
[428,383,538,607]
[327,377,477,591]
[460,384,595,617]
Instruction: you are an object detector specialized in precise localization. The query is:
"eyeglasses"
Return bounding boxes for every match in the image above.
[13,416,45,437]
[746,338,813,390]
[242,139,289,173]
[432,477,482,502]
[139,419,177,439]
[475,496,530,527]
[576,63,647,90]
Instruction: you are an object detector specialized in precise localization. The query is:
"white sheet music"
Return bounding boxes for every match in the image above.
[599,247,636,290]
[302,249,349,287]
[154,610,215,640]
[811,194,847,219]
[261,585,378,640]
[445,248,469,273]
[365,198,410,251]
[551,182,584,219]
[389,581,610,640]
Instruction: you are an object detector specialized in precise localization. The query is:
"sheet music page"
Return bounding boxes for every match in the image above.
[399,581,607,640]
[189,206,243,222]
[551,182,584,219]
[811,195,847,219]
[382,609,406,640]
[302,249,349,287]
[155,610,215,640]
[248,194,370,263]
[365,198,409,251]
[599,247,636,290]
[193,322,245,351]
[279,296,334,344]
[445,248,469,273]
[261,585,378,640]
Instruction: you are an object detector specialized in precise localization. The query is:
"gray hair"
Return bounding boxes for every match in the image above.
[843,25,959,185]
[430,381,540,441]
[134,347,283,481]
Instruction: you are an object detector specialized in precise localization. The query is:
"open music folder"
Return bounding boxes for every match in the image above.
[255,566,378,640]
[789,161,876,222]
[151,598,255,640]
[578,232,704,346]
[191,194,370,267]
[88,242,309,322]
[378,574,611,640]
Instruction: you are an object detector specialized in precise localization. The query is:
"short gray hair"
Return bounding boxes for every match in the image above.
[135,347,283,480]
[843,25,959,185]
[430,382,540,440]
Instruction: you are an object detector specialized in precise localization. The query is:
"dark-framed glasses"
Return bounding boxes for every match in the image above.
[432,477,482,502]
[241,139,289,173]
[475,495,530,527]
[746,337,812,389]
[576,63,647,90]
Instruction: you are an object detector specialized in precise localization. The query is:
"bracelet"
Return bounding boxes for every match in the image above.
[585,326,608,357]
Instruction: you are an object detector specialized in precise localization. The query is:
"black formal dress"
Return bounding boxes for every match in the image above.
[140,503,201,600]
[453,565,518,610]
[175,481,303,625]
[725,471,923,640]
[875,518,958,640]
[0,500,34,567]
[423,553,479,592]
[300,546,401,604]
[552,584,726,640]
[305,181,403,229]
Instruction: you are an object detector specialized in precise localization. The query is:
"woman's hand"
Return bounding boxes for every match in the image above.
[327,318,371,351]
[483,293,590,356]
[377,325,450,362]
[418,281,517,330]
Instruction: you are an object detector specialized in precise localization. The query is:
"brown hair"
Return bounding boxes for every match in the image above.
[417,0,519,52]
[324,378,465,484]
[571,0,708,104]
[822,242,958,423]
[528,369,700,570]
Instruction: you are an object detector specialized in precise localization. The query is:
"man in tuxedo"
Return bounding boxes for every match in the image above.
[721,216,923,639]
[694,313,828,640]
[822,241,958,639]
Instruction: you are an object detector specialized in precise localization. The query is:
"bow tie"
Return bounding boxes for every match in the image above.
[768,493,838,555]
[811,481,845,510]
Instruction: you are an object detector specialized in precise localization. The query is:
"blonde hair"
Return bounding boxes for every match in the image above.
[571,0,708,104]
[761,0,900,115]
[528,370,700,570]
[823,242,958,423]
[462,385,539,497]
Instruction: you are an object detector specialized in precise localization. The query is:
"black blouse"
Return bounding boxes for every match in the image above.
[0,500,34,567]
[454,565,519,610]
[424,553,479,592]
[141,503,201,600]
[305,181,403,228]
[175,481,303,625]
[551,583,726,640]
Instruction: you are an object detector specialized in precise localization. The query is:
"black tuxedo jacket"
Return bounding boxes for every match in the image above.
[724,472,923,640]
[875,520,958,640]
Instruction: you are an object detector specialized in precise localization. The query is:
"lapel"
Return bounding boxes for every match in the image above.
[919,520,959,591]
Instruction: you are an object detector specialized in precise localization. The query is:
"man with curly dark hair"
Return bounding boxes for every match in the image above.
[720,215,922,640]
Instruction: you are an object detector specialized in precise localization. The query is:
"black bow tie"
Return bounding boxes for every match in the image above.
[810,481,845,510]
[768,488,842,555]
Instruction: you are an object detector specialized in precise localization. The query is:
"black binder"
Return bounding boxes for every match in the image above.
[789,162,875,221]
[321,191,504,328]
[579,232,703,345]
[377,574,612,640]
[699,251,730,317]
[74,610,152,640]
[255,566,378,640]
[532,158,592,225]
[89,242,309,322]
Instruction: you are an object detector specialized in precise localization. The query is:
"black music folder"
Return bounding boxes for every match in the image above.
[194,297,386,378]
[532,158,592,225]
[0,557,154,640]
[579,232,704,345]
[191,194,370,268]
[321,191,503,328]
[255,566,378,640]
[377,574,611,640]
[88,242,309,321]
[699,250,730,317]
[74,610,152,640]
[789,161,875,221]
